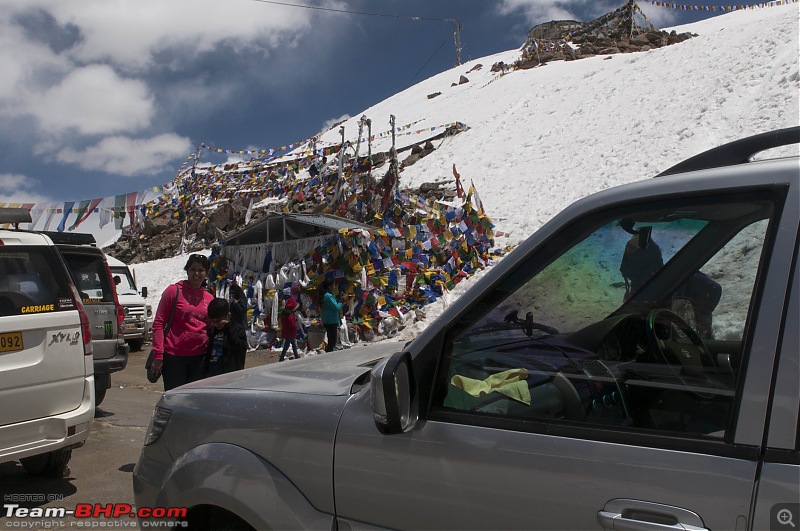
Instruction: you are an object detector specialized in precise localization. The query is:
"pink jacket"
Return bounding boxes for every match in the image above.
[151,280,214,360]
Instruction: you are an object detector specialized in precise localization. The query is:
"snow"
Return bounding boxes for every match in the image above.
[130,5,799,342]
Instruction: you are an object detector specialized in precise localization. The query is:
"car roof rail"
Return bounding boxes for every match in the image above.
[0,207,32,225]
[43,231,97,246]
[656,126,800,177]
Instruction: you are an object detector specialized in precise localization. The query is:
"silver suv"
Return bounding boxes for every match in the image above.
[45,232,129,406]
[134,128,799,530]
[0,210,95,476]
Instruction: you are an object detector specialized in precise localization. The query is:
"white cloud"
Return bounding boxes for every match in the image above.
[321,114,352,134]
[0,15,69,108]
[55,133,194,177]
[26,64,154,135]
[496,0,584,25]
[0,0,341,175]
[0,173,54,203]
[40,0,315,70]
[496,0,636,26]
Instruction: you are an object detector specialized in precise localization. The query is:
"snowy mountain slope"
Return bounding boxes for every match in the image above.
[317,4,798,246]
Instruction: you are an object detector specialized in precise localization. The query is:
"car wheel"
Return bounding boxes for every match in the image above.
[95,384,107,407]
[20,448,72,476]
[128,339,143,352]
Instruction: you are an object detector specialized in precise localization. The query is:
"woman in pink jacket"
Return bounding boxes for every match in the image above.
[149,254,215,391]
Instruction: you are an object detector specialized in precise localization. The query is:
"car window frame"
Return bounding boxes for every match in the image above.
[425,187,789,460]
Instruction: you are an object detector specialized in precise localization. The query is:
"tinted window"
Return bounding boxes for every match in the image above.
[433,194,777,440]
[60,252,115,304]
[0,247,75,316]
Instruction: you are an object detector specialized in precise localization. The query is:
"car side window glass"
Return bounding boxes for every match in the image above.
[433,195,776,440]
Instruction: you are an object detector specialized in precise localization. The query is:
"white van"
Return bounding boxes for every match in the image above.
[0,217,94,476]
[106,255,152,351]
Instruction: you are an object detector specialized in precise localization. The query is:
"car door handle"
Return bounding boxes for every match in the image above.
[598,499,708,531]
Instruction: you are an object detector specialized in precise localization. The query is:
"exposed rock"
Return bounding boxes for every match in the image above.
[518,1,696,68]
[458,75,469,85]
[400,141,436,169]
[427,92,442,99]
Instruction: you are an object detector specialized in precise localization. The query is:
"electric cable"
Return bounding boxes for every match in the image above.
[409,39,448,84]
[248,0,454,23]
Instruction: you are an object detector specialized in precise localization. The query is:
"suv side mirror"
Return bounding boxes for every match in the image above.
[141,287,148,298]
[371,351,417,434]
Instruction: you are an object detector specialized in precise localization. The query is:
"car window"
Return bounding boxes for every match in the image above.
[61,252,115,304]
[110,267,137,296]
[433,192,779,441]
[0,247,75,316]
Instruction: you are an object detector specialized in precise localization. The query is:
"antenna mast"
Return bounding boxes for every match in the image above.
[452,19,462,66]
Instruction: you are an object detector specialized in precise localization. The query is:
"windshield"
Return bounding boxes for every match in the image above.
[110,267,138,295]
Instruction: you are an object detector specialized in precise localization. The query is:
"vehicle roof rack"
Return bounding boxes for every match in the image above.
[656,126,800,177]
[0,207,32,225]
[42,231,97,246]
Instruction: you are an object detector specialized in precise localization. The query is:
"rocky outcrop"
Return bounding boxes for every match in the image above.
[516,1,696,68]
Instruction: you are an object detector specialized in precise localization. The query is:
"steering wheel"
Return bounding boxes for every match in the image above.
[646,308,716,399]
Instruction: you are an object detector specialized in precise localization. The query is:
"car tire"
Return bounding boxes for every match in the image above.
[20,448,72,476]
[128,339,143,352]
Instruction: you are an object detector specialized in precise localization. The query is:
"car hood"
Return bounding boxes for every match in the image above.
[176,340,405,396]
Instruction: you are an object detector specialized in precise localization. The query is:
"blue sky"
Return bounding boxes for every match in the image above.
[0,0,748,204]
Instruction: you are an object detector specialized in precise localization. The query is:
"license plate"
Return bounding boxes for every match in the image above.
[0,332,23,353]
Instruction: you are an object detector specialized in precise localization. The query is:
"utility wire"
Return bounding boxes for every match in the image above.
[249,0,454,23]
[409,39,448,84]
[249,0,462,80]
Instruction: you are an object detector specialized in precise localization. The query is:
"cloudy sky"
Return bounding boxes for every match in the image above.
[0,0,748,204]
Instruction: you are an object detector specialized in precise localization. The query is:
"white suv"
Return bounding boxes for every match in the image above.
[0,209,95,476]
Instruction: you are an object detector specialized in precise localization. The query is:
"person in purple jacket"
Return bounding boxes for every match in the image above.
[149,254,215,391]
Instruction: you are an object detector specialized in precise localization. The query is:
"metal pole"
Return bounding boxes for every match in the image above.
[389,115,398,198]
[366,118,373,178]
[453,19,462,66]
[181,144,203,255]
[331,126,346,206]
[627,0,636,38]
[354,116,366,188]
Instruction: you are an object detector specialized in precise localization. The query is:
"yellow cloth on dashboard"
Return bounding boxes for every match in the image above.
[451,368,530,406]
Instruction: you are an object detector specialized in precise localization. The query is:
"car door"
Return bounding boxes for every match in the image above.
[333,172,798,530]
[752,231,799,531]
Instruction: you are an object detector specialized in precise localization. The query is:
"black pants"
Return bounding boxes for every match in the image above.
[324,324,339,352]
[280,338,298,361]
[162,352,206,391]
